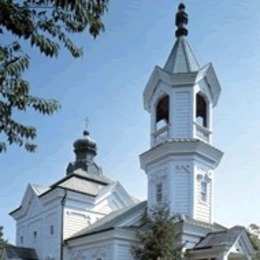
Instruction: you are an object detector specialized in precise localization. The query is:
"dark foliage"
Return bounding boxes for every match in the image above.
[0,0,109,152]
[131,205,183,260]
[0,226,7,249]
[249,224,260,260]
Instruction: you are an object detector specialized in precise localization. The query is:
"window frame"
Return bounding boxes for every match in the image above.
[196,93,208,128]
[200,180,208,203]
[50,225,54,235]
[156,182,163,203]
[33,230,37,240]
[155,95,170,130]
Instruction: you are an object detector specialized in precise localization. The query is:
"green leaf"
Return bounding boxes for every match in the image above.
[0,0,109,153]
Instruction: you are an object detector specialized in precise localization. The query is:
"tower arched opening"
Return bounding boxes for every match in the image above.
[196,93,208,128]
[155,95,169,130]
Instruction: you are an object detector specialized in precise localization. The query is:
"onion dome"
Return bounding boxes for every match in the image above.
[66,130,102,175]
[73,130,97,161]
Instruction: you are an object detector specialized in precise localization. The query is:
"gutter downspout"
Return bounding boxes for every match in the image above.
[60,190,67,260]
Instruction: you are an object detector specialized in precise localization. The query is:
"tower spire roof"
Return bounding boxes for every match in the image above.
[164,3,200,74]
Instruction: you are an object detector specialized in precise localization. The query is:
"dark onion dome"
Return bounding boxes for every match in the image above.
[66,129,102,176]
[175,2,189,38]
[73,130,97,156]
[73,130,97,164]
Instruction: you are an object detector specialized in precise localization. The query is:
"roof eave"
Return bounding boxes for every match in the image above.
[196,63,222,107]
[143,66,198,112]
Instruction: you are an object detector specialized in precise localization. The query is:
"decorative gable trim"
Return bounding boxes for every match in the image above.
[94,182,136,211]
[195,63,221,107]
[143,66,197,112]
[9,184,41,219]
[228,229,255,257]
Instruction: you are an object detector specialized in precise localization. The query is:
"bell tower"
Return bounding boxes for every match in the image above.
[140,3,223,223]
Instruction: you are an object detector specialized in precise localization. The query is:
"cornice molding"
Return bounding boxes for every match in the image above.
[140,139,223,171]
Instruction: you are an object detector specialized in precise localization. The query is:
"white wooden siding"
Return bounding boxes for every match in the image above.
[195,180,211,223]
[116,244,133,259]
[147,168,168,210]
[173,91,191,138]
[171,165,191,216]
[43,211,60,259]
[67,243,114,260]
[63,209,104,239]
[16,205,61,260]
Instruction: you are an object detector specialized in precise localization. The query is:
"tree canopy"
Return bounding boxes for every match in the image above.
[0,0,109,152]
[249,224,260,260]
[0,226,7,249]
[131,205,182,260]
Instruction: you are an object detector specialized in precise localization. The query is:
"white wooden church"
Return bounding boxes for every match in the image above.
[5,3,255,260]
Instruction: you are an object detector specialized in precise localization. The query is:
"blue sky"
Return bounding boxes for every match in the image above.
[1,0,260,243]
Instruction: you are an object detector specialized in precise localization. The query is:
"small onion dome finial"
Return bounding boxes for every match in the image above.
[175,2,188,38]
[83,130,89,136]
[178,3,185,10]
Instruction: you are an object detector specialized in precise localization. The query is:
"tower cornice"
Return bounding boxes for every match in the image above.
[140,139,223,171]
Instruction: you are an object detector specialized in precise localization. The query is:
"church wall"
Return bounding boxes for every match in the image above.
[115,240,135,260]
[195,179,212,223]
[14,186,138,260]
[65,229,137,260]
[194,163,213,223]
[43,210,61,259]
[16,197,62,260]
[146,160,171,210]
[65,240,115,260]
[169,160,193,217]
[63,206,105,239]
[146,157,195,218]
[63,187,133,240]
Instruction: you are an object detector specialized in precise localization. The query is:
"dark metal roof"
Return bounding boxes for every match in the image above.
[180,214,226,232]
[164,36,199,74]
[10,171,114,215]
[67,201,146,241]
[194,226,244,249]
[31,184,50,196]
[40,171,113,198]
[5,245,38,260]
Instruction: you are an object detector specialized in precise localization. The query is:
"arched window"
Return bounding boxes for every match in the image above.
[196,93,208,128]
[156,95,169,130]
